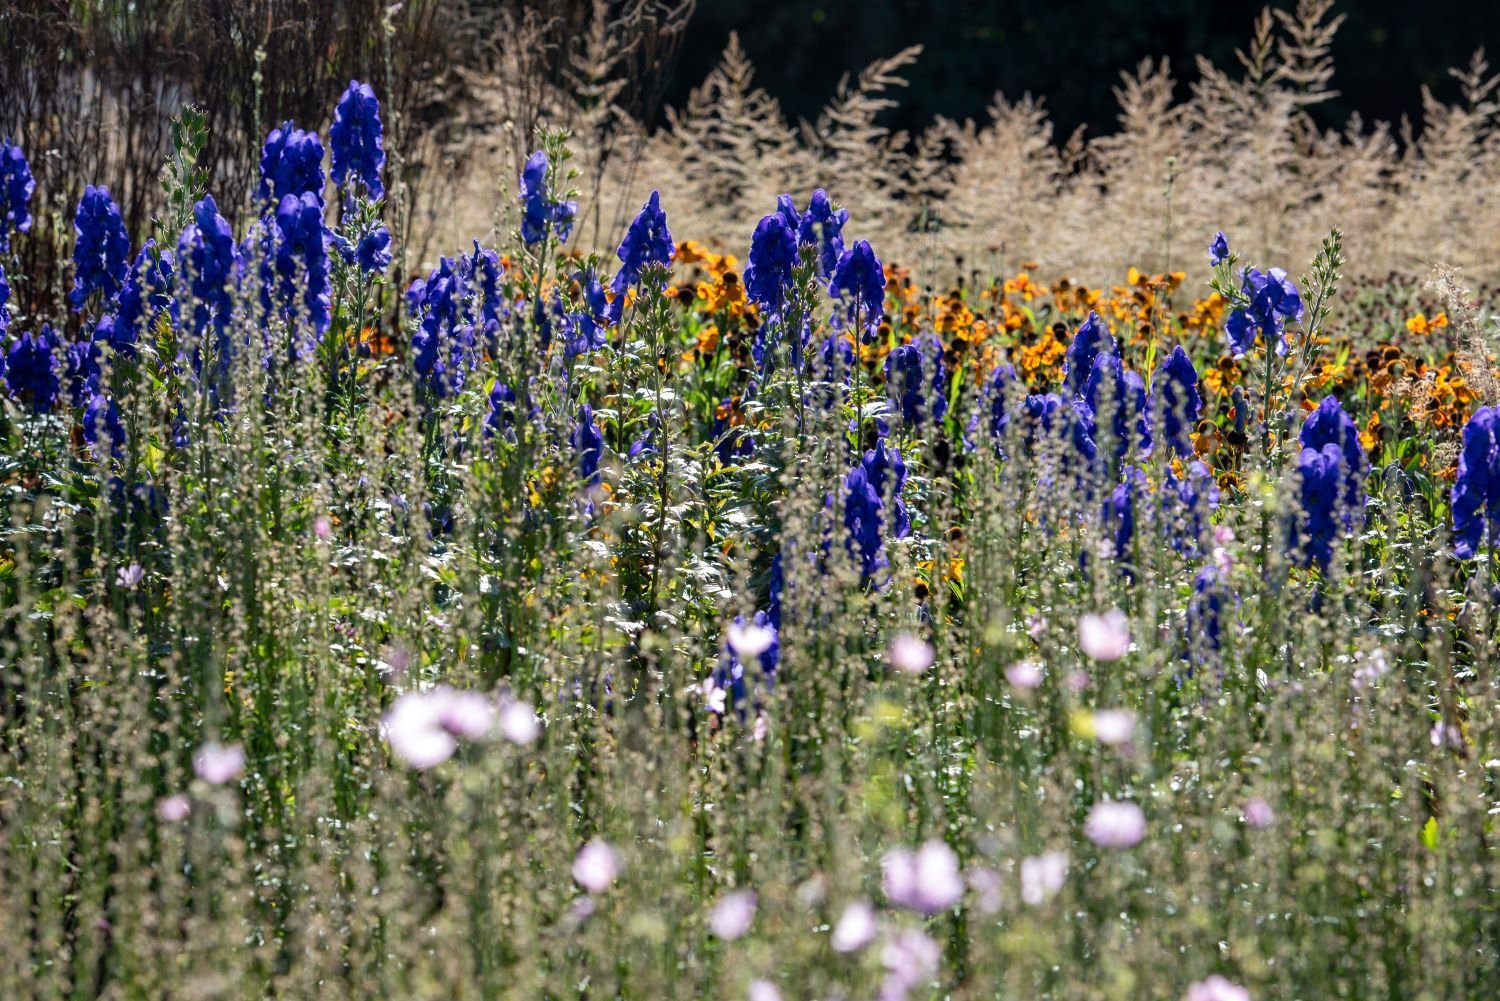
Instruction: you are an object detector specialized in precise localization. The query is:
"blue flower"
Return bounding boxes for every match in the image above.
[83,391,126,458]
[103,240,176,359]
[716,610,780,714]
[258,122,325,206]
[609,190,674,312]
[830,239,884,331]
[65,336,103,406]
[484,381,517,441]
[843,435,911,582]
[1102,466,1147,561]
[1187,565,1229,659]
[1209,231,1229,267]
[1083,350,1150,461]
[1452,406,1500,559]
[70,186,131,309]
[744,211,799,315]
[797,188,848,279]
[0,263,9,338]
[1298,395,1366,522]
[1064,311,1115,395]
[4,325,61,413]
[330,80,386,200]
[177,195,240,340]
[983,363,1017,447]
[1224,267,1303,358]
[566,268,611,358]
[273,192,332,339]
[1161,459,1219,555]
[407,257,467,397]
[884,334,948,426]
[1150,345,1202,458]
[518,150,578,246]
[1293,443,1347,571]
[573,404,604,486]
[1,138,35,253]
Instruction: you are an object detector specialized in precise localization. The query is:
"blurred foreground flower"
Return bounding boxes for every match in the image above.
[192,742,245,785]
[382,686,494,769]
[1078,609,1130,660]
[572,839,620,893]
[1084,801,1146,848]
[883,840,963,913]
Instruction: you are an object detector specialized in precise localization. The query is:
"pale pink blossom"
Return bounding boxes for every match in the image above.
[747,979,781,1001]
[498,698,540,745]
[709,889,757,940]
[880,927,941,999]
[116,563,144,590]
[1084,800,1146,848]
[1430,721,1464,750]
[1027,614,1047,640]
[883,839,964,913]
[1020,851,1068,904]
[382,686,498,768]
[1092,708,1137,746]
[1067,670,1092,692]
[727,620,776,659]
[572,839,621,893]
[156,794,191,823]
[192,742,245,785]
[966,866,1003,914]
[1242,797,1275,829]
[314,516,332,539]
[699,678,728,715]
[889,634,934,675]
[1005,660,1043,689]
[1078,609,1130,660]
[831,899,878,953]
[1185,975,1252,1001]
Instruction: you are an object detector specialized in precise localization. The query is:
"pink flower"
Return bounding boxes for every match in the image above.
[438,690,494,739]
[1020,851,1068,904]
[1067,670,1091,692]
[1212,525,1236,547]
[1185,975,1251,1001]
[498,698,540,746]
[383,686,496,768]
[880,928,941,998]
[889,634,935,674]
[1241,797,1274,829]
[709,889,757,940]
[747,979,781,1001]
[314,516,332,539]
[966,866,1003,914]
[1027,614,1047,640]
[1005,660,1043,689]
[572,839,621,893]
[831,899,878,953]
[700,678,727,715]
[753,712,769,742]
[1078,609,1130,660]
[156,794,191,823]
[116,563,144,590]
[1091,708,1137,746]
[1084,800,1146,848]
[1430,721,1464,749]
[192,742,245,785]
[883,839,964,914]
[727,620,776,659]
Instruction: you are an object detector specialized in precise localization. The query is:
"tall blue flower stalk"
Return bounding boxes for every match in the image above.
[884,334,948,427]
[1151,345,1202,459]
[518,150,578,246]
[70,186,131,309]
[330,80,386,201]
[259,123,326,206]
[1452,406,1500,559]
[607,190,674,324]
[1,138,35,253]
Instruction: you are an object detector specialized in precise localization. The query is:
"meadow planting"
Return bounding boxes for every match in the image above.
[0,2,1498,998]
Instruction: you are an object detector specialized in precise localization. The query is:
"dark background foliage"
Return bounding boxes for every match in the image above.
[668,0,1500,139]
